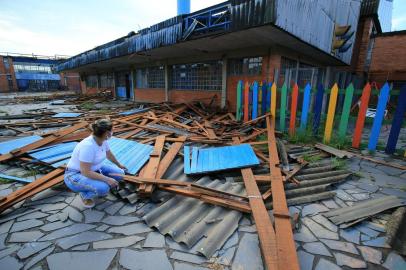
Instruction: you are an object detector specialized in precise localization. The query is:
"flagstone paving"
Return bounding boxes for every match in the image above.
[0,152,405,269]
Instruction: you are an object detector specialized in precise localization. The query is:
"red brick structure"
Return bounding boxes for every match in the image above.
[368,31,406,84]
[0,56,18,92]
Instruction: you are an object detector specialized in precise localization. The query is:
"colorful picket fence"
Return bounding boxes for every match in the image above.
[235,80,406,155]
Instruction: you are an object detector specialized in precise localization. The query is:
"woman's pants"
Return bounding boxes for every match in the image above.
[64,164,124,200]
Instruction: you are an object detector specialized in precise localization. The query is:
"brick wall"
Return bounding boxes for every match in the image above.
[369,32,406,82]
[352,17,374,75]
[134,88,166,103]
[169,90,221,107]
[60,72,81,92]
[0,56,17,92]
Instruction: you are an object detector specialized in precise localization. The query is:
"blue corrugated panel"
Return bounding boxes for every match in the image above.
[183,146,191,174]
[184,144,260,174]
[0,135,43,155]
[27,137,153,175]
[53,112,83,118]
[105,137,153,174]
[119,107,149,116]
[0,173,32,183]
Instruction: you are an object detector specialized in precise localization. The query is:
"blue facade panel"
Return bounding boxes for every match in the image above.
[15,73,61,81]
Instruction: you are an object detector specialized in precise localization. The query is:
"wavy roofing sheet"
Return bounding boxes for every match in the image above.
[52,112,83,118]
[0,135,43,155]
[143,173,245,258]
[27,137,153,174]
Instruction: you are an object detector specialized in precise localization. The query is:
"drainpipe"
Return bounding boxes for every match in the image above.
[165,64,169,102]
[221,58,227,109]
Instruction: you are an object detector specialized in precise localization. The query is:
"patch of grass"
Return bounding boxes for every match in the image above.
[0,177,10,184]
[302,154,322,163]
[400,186,406,192]
[353,171,364,178]
[80,101,95,110]
[331,157,347,169]
[326,134,352,150]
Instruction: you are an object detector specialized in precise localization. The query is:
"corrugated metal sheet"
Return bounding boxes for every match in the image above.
[56,16,183,72]
[119,107,149,116]
[0,135,43,155]
[52,112,83,118]
[184,144,259,174]
[27,137,153,175]
[230,0,276,30]
[144,176,245,258]
[274,0,361,64]
[323,195,406,228]
[0,173,32,183]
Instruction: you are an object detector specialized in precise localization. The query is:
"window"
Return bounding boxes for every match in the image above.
[12,62,53,74]
[100,74,114,88]
[170,61,222,90]
[228,57,262,76]
[3,58,10,69]
[86,75,98,88]
[136,66,165,88]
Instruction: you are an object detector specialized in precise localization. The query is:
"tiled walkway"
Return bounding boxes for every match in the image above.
[0,152,405,270]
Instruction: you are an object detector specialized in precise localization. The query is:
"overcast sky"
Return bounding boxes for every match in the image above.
[0,0,405,57]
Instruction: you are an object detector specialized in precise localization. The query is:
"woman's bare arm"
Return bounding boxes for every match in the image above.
[107,151,126,169]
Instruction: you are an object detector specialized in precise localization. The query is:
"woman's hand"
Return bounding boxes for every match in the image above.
[106,177,118,189]
[118,163,128,172]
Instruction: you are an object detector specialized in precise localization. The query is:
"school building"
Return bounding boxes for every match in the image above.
[0,53,81,93]
[55,0,404,111]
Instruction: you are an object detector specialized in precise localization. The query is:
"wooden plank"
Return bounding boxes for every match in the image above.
[386,84,406,154]
[279,83,288,132]
[338,83,354,139]
[236,80,243,121]
[324,83,339,143]
[204,121,217,140]
[244,82,249,122]
[232,137,278,270]
[0,168,65,213]
[266,115,300,270]
[352,83,372,148]
[156,137,185,178]
[158,186,251,213]
[368,83,391,151]
[289,83,299,136]
[0,122,88,163]
[313,83,324,135]
[138,135,166,194]
[299,83,311,132]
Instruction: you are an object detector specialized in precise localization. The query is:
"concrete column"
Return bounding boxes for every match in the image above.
[164,64,169,102]
[112,71,116,99]
[221,58,227,109]
[96,73,100,91]
[130,69,135,101]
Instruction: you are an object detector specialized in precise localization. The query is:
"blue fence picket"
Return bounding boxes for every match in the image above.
[385,84,406,154]
[266,82,272,113]
[368,83,391,151]
[312,83,324,135]
[300,83,311,132]
[252,81,259,119]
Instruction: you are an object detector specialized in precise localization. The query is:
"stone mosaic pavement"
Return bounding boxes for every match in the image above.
[0,152,406,270]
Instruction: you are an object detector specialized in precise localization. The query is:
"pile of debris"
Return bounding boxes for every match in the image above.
[0,100,404,268]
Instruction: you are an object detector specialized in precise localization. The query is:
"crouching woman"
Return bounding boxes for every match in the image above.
[64,119,127,208]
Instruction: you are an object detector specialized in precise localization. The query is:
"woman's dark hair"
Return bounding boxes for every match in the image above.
[92,119,112,137]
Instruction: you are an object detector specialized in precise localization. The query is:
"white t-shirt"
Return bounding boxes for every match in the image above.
[67,135,110,171]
